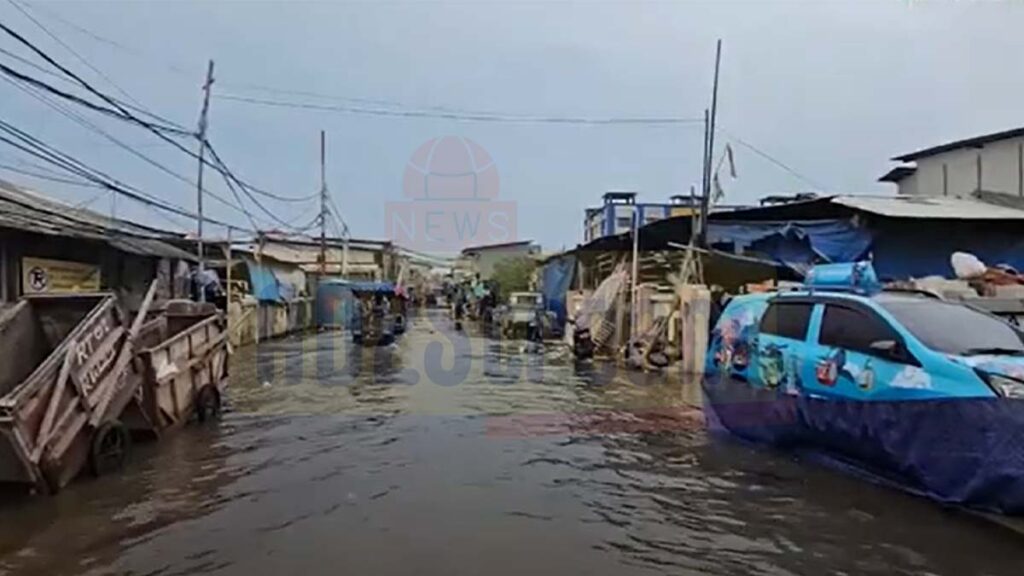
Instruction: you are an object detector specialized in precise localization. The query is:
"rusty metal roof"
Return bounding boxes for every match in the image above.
[0,179,196,261]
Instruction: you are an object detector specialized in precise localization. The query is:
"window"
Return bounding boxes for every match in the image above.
[880,299,1024,355]
[760,301,813,340]
[615,216,633,230]
[819,304,896,355]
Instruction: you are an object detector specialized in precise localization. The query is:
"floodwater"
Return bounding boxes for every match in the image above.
[1,309,1023,575]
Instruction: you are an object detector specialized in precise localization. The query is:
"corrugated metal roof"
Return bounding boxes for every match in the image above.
[893,126,1024,162]
[0,179,196,260]
[877,166,916,183]
[832,195,1024,220]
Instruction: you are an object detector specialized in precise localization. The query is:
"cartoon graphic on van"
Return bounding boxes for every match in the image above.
[815,348,847,386]
[759,343,787,389]
[857,359,876,391]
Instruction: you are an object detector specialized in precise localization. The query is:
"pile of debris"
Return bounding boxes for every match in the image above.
[894,252,1024,326]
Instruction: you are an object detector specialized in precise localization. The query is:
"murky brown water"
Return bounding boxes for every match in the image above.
[1,310,1023,575]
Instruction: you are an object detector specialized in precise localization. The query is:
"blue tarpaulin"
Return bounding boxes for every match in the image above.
[246,260,283,302]
[707,219,872,273]
[703,377,1024,515]
[316,280,357,328]
[870,221,1024,280]
[540,255,576,326]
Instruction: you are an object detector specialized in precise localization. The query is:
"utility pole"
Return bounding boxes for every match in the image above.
[700,40,722,247]
[319,130,327,278]
[699,108,710,245]
[195,59,215,302]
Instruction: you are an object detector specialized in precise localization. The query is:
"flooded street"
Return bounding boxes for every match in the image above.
[1,310,1022,576]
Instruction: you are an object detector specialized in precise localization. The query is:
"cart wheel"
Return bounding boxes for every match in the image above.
[89,422,130,477]
[196,385,222,423]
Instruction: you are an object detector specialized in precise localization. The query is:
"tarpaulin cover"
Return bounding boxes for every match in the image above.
[316,282,358,328]
[707,219,872,273]
[347,281,396,294]
[244,259,305,302]
[703,376,1024,515]
[540,255,576,326]
[245,260,283,302]
[870,220,1024,280]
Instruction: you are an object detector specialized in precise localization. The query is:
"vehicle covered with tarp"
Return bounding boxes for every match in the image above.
[705,262,1024,515]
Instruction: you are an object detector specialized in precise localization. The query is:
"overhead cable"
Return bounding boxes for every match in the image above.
[215,94,704,126]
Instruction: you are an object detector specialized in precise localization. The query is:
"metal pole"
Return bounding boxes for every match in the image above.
[701,39,722,247]
[319,130,327,278]
[699,109,710,245]
[0,238,7,303]
[629,204,640,343]
[195,59,215,302]
[225,225,233,328]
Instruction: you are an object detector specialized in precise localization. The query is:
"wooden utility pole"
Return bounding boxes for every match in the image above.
[699,108,710,245]
[195,59,215,302]
[225,225,233,312]
[700,40,722,247]
[319,130,327,278]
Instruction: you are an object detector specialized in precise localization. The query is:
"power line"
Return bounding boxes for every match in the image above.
[0,59,313,206]
[720,128,826,191]
[203,141,314,231]
[0,72,256,218]
[18,0,196,78]
[0,59,190,135]
[215,94,705,126]
[0,24,313,213]
[6,0,150,112]
[13,10,704,128]
[0,161,104,188]
[0,20,216,167]
[0,46,190,131]
[203,139,319,203]
[0,117,243,228]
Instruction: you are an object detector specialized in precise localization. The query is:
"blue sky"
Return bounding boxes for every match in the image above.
[1,0,1022,251]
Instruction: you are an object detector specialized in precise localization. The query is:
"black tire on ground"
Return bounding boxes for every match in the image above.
[195,385,222,423]
[89,421,130,477]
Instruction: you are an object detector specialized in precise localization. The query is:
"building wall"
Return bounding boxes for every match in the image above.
[463,244,539,280]
[583,203,680,241]
[0,229,163,305]
[902,136,1024,198]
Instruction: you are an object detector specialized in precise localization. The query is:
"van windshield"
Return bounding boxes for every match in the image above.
[880,299,1024,356]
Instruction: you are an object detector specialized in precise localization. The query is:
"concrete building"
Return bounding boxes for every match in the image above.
[583,192,702,242]
[881,127,1024,199]
[455,240,540,280]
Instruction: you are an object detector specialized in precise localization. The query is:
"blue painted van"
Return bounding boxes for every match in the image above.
[705,262,1024,515]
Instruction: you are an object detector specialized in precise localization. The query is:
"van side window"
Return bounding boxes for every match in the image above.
[760,302,813,340]
[819,304,896,354]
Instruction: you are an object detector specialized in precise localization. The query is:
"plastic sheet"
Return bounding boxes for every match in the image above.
[540,255,576,326]
[703,374,1024,515]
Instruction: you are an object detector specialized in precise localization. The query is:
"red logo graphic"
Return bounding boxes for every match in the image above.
[386,136,517,251]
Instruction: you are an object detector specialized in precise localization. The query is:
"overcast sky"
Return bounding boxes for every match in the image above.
[1,0,1022,251]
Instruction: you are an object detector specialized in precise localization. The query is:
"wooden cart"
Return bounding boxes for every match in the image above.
[0,283,156,493]
[124,300,229,437]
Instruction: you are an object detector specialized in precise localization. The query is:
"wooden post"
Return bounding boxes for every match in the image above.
[225,226,233,332]
[678,284,711,376]
[195,60,215,303]
[319,130,327,279]
[0,237,7,303]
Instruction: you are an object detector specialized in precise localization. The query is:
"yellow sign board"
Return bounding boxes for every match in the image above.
[22,257,101,294]
[670,206,698,218]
